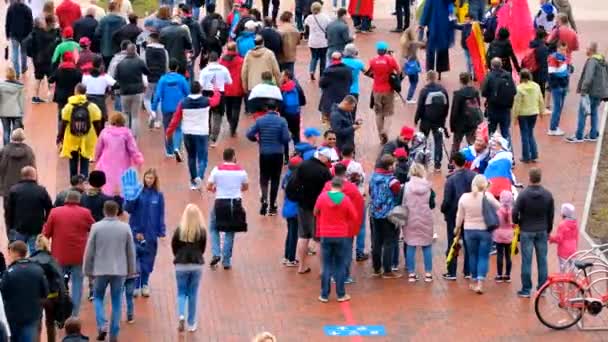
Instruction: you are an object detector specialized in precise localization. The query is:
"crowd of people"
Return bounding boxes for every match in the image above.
[0,0,604,341]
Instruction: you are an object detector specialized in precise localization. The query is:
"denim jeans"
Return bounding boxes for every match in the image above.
[445,214,469,277]
[343,237,354,279]
[520,231,548,294]
[1,117,23,146]
[69,151,89,179]
[468,3,486,21]
[162,111,183,155]
[309,48,327,75]
[464,230,492,281]
[463,49,474,77]
[62,264,84,316]
[136,271,150,289]
[421,127,444,168]
[93,275,125,338]
[406,245,432,274]
[114,95,122,112]
[124,278,135,317]
[320,237,348,299]
[121,93,143,138]
[295,10,304,31]
[10,38,27,76]
[352,16,371,31]
[12,231,36,255]
[371,218,399,273]
[175,268,202,326]
[284,217,298,262]
[575,95,601,140]
[143,83,159,124]
[518,115,538,161]
[183,134,209,182]
[209,209,235,267]
[280,62,295,76]
[9,320,38,342]
[406,73,419,101]
[550,87,567,131]
[356,205,367,255]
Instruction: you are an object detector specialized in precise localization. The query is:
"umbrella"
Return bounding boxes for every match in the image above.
[511,224,520,256]
[446,230,462,267]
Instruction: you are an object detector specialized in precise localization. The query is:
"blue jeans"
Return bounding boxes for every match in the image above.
[464,230,492,281]
[321,237,348,298]
[332,0,346,6]
[209,209,235,267]
[575,95,601,140]
[93,275,125,338]
[12,231,36,255]
[10,38,27,76]
[162,111,183,155]
[518,115,538,161]
[114,95,122,112]
[9,320,38,342]
[309,48,327,75]
[550,87,567,131]
[356,205,367,255]
[1,117,23,146]
[520,231,548,294]
[62,265,84,316]
[468,3,485,21]
[175,268,202,326]
[343,237,354,279]
[406,245,433,274]
[406,74,419,101]
[463,49,474,77]
[183,134,209,182]
[280,62,295,75]
[136,270,150,289]
[352,16,371,31]
[295,10,304,31]
[124,278,135,317]
[284,217,298,261]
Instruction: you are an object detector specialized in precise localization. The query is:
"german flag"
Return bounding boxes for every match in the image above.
[465,22,487,83]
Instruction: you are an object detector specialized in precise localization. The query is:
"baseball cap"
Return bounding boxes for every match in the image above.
[79,37,91,47]
[304,127,321,138]
[62,26,74,38]
[315,147,333,160]
[376,41,389,51]
[393,147,408,159]
[400,125,415,140]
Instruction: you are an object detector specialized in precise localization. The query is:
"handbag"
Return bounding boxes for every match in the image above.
[481,192,499,232]
[387,184,409,227]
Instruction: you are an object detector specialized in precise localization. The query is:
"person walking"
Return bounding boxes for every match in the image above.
[220,42,245,137]
[552,0,577,32]
[325,8,353,60]
[341,44,367,118]
[112,13,142,47]
[315,177,357,303]
[547,13,579,59]
[493,190,514,282]
[159,17,193,74]
[43,190,94,317]
[29,16,61,104]
[319,52,352,123]
[454,174,500,294]
[262,0,280,22]
[513,167,554,298]
[547,42,570,136]
[481,58,517,142]
[486,28,520,73]
[277,11,301,74]
[171,203,207,332]
[51,26,80,66]
[199,52,232,145]
[115,44,150,139]
[83,200,136,342]
[142,32,169,129]
[166,82,221,189]
[57,83,102,178]
[512,69,544,163]
[124,169,166,297]
[94,2,126,68]
[206,148,249,269]
[81,57,115,127]
[153,59,190,159]
[368,41,400,144]
[6,0,33,77]
[0,241,49,342]
[51,51,83,130]
[304,2,331,80]
[527,29,549,100]
[73,8,98,45]
[54,174,86,207]
[400,26,422,103]
[259,17,282,65]
[329,95,360,153]
[449,72,482,157]
[393,0,410,32]
[0,67,26,146]
[55,0,81,31]
[246,99,291,216]
[0,129,36,216]
[241,35,281,101]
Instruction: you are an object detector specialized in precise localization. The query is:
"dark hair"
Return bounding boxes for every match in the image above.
[341,145,354,157]
[280,11,293,23]
[169,58,179,71]
[70,174,86,186]
[261,71,273,81]
[90,56,104,77]
[283,69,294,80]
[179,3,191,14]
[254,34,264,46]
[324,129,336,138]
[451,152,466,167]
[149,32,160,41]
[64,317,82,335]
[498,27,510,40]
[337,8,347,18]
[191,81,202,94]
[263,99,279,111]
[334,163,347,176]
[208,51,219,62]
[75,83,87,95]
[520,69,532,81]
[223,148,236,161]
[459,72,471,85]
[103,200,120,217]
[379,154,395,170]
[263,16,274,27]
[250,8,261,21]
[120,40,130,51]
[342,94,358,105]
[128,13,138,24]
[8,240,28,258]
[529,167,542,184]
[535,28,547,40]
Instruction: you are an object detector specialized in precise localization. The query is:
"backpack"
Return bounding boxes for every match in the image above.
[208,17,228,46]
[424,90,448,124]
[462,95,484,132]
[404,59,421,76]
[490,73,517,108]
[521,48,539,72]
[69,102,91,137]
[236,34,255,57]
[282,87,300,115]
[389,73,403,93]
[369,172,397,219]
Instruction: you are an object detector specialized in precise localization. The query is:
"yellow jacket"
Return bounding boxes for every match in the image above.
[512,81,545,119]
[60,94,102,160]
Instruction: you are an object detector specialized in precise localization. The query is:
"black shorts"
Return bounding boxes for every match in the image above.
[34,64,51,80]
[297,207,315,239]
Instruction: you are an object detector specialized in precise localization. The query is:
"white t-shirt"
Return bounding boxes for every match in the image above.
[199,62,232,92]
[82,74,117,95]
[208,163,248,199]
[304,13,331,49]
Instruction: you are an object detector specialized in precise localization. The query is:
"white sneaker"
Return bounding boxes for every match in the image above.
[154,120,162,129]
[547,129,564,136]
[194,177,202,187]
[141,285,150,297]
[187,323,197,332]
[133,288,141,297]
[406,99,417,104]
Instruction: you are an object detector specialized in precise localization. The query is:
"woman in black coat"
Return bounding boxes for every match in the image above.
[529,28,550,97]
[27,16,60,103]
[49,51,83,131]
[318,56,352,122]
[486,27,520,73]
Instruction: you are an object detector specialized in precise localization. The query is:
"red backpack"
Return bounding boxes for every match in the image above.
[521,49,539,72]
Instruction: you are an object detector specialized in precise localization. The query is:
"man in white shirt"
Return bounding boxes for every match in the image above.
[206,148,248,269]
[199,51,232,145]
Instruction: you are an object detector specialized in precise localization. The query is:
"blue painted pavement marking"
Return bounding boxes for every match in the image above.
[324,325,386,336]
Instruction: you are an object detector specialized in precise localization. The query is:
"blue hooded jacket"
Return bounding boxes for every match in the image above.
[152,72,190,113]
[294,142,316,160]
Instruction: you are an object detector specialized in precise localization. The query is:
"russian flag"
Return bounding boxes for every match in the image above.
[484,151,513,198]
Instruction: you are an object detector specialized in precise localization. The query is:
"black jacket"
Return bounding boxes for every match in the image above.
[171,227,207,265]
[450,85,481,134]
[29,250,65,294]
[143,44,168,83]
[260,27,282,58]
[319,63,352,114]
[5,179,52,236]
[201,13,226,55]
[115,55,150,95]
[0,259,49,325]
[481,68,516,112]
[28,27,60,67]
[376,138,410,168]
[73,15,98,43]
[181,17,204,58]
[6,3,33,41]
[487,38,520,73]
[50,67,83,104]
[160,23,193,67]
[329,103,355,152]
[530,39,550,83]
[62,335,89,342]
[513,185,555,233]
[112,23,142,47]
[415,82,449,131]
[81,189,123,222]
[440,168,477,217]
[286,158,332,211]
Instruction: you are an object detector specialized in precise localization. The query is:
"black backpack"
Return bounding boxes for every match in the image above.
[490,74,517,108]
[389,73,403,93]
[208,17,228,46]
[462,96,483,132]
[70,102,91,137]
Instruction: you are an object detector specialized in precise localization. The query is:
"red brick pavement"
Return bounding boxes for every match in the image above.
[1,13,607,341]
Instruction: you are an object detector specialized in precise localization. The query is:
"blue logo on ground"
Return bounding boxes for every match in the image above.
[324,325,386,336]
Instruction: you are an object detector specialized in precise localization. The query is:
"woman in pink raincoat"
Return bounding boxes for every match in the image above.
[94,112,144,195]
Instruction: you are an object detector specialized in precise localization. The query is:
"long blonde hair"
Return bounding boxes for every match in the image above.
[471,174,489,197]
[36,234,51,252]
[178,204,205,243]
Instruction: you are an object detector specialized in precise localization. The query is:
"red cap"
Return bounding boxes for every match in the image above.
[400,125,415,140]
[62,26,74,38]
[289,156,303,167]
[79,37,91,47]
[393,147,408,159]
[62,51,75,62]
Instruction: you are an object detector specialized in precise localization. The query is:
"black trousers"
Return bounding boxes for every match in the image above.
[262,0,280,22]
[496,243,512,276]
[224,96,243,135]
[395,0,411,30]
[259,153,284,206]
[445,213,469,276]
[371,218,399,273]
[282,113,300,160]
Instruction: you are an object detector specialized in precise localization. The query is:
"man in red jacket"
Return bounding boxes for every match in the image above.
[43,190,95,316]
[56,0,82,31]
[219,42,244,136]
[314,177,357,303]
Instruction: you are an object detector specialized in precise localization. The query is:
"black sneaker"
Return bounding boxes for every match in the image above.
[355,253,369,262]
[210,256,221,267]
[565,136,584,143]
[390,28,404,33]
[31,96,44,104]
[584,134,598,142]
[268,205,278,216]
[442,273,457,281]
[96,331,107,341]
[380,133,388,145]
[260,201,268,216]
[223,265,232,270]
[127,314,135,324]
[174,149,183,163]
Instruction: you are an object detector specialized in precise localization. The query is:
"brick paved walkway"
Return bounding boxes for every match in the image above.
[1,7,608,341]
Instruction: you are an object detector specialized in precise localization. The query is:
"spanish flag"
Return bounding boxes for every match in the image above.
[465,22,486,82]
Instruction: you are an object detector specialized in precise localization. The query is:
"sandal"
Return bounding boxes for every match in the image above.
[298,267,311,274]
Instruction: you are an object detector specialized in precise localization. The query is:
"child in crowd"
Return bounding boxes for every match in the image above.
[401,27,422,104]
[281,156,302,267]
[62,317,89,342]
[549,203,579,272]
[494,190,514,282]
[454,14,475,79]
[393,147,410,184]
[279,70,306,163]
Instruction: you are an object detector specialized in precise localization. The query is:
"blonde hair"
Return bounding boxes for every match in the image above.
[109,112,126,126]
[311,2,322,14]
[36,234,51,252]
[178,204,205,243]
[471,174,488,196]
[408,162,426,179]
[253,332,277,342]
[5,67,17,81]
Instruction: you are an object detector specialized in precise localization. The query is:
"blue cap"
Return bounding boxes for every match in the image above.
[376,41,389,51]
[304,127,321,138]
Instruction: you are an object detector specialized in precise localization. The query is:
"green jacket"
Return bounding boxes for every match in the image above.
[51,40,80,64]
[512,81,544,118]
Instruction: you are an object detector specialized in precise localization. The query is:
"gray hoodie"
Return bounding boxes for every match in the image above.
[577,54,608,99]
[0,81,25,118]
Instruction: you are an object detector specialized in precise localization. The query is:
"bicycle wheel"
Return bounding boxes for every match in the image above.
[535,279,585,330]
